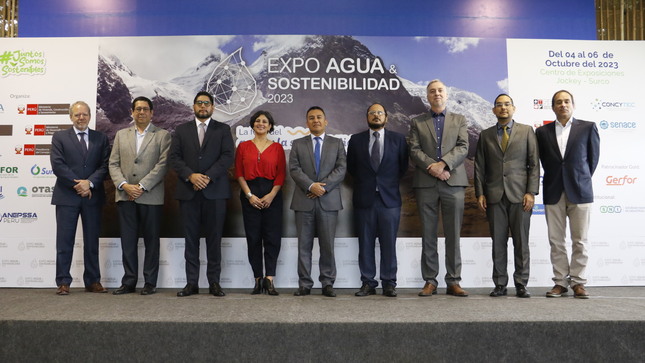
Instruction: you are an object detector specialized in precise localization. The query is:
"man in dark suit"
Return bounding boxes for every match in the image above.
[475,94,539,298]
[289,106,346,297]
[109,96,171,296]
[536,90,599,299]
[50,101,110,295]
[347,103,408,297]
[408,79,469,297]
[170,91,235,297]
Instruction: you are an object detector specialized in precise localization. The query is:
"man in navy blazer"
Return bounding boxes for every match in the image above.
[50,101,110,295]
[536,90,600,299]
[347,103,408,297]
[170,91,235,297]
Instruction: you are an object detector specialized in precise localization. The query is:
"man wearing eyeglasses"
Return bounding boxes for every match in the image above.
[170,91,235,297]
[347,103,408,297]
[109,96,171,296]
[474,94,539,298]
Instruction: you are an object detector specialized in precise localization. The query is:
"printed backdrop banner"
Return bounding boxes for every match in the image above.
[0,35,643,288]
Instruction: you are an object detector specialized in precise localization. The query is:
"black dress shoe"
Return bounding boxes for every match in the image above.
[140,283,156,295]
[489,285,507,297]
[515,285,531,298]
[383,285,397,297]
[263,278,279,296]
[177,283,199,297]
[355,283,376,297]
[322,285,336,297]
[112,285,136,295]
[251,277,263,295]
[293,287,311,296]
[209,282,226,297]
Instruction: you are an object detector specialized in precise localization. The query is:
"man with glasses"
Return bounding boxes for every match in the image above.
[51,101,110,295]
[474,94,539,298]
[170,91,235,297]
[347,103,408,297]
[109,96,171,296]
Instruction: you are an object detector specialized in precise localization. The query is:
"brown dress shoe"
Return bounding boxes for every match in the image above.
[418,282,437,296]
[446,284,469,297]
[572,284,589,299]
[546,285,568,297]
[85,282,108,293]
[56,285,70,295]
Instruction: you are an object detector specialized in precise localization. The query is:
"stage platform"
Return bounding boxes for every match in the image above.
[2,286,645,362]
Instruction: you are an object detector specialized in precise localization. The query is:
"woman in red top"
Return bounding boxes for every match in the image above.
[235,110,286,295]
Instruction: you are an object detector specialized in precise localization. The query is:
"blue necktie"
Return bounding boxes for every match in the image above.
[314,136,321,175]
[78,132,88,158]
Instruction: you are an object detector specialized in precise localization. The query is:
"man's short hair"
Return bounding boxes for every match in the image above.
[306,106,325,117]
[69,101,91,117]
[193,91,214,104]
[551,90,575,106]
[132,96,153,111]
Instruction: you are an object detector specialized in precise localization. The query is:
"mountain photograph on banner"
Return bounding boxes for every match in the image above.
[95,35,507,238]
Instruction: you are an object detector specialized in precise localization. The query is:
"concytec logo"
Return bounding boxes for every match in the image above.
[591,98,636,111]
[606,175,638,186]
[600,206,622,213]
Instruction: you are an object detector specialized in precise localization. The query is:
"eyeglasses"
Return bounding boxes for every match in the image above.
[495,102,513,108]
[134,107,151,112]
[368,111,385,116]
[195,101,212,106]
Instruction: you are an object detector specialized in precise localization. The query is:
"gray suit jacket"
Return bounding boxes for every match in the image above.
[289,134,346,211]
[474,122,540,204]
[408,110,469,187]
[109,123,171,205]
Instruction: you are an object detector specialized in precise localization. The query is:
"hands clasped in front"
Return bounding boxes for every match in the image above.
[427,161,450,181]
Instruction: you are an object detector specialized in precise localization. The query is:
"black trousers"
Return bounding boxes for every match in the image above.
[240,178,283,277]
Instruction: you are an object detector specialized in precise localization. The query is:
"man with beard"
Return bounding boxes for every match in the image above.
[408,79,470,297]
[347,103,408,297]
[170,91,235,297]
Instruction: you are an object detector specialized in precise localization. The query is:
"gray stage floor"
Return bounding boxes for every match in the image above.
[2,286,645,323]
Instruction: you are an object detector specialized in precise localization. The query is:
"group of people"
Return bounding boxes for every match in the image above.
[51,81,599,300]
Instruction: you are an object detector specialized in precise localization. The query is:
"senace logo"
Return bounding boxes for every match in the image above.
[599,120,636,130]
[606,175,638,186]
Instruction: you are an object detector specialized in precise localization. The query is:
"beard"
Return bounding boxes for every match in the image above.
[195,109,213,120]
[368,121,384,130]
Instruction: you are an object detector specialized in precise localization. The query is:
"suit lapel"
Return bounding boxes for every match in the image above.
[138,125,155,155]
[423,113,438,143]
[563,118,581,160]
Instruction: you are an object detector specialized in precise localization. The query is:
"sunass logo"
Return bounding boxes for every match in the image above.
[606,175,638,186]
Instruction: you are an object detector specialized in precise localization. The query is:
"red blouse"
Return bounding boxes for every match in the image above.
[234,140,286,186]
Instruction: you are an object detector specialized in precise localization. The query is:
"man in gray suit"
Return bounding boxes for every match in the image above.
[109,96,171,295]
[409,79,469,297]
[289,106,346,297]
[474,94,539,298]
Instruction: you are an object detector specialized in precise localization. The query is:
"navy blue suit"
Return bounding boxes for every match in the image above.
[51,127,110,287]
[347,129,408,288]
[536,118,600,205]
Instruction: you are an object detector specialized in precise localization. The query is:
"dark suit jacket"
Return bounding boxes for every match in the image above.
[170,119,235,200]
[347,129,408,208]
[289,134,346,212]
[535,118,600,204]
[50,127,110,207]
[408,110,469,187]
[474,122,540,204]
[109,124,171,205]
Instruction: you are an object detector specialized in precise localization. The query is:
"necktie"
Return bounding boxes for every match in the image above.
[501,125,509,152]
[314,136,321,175]
[198,122,206,147]
[78,132,88,157]
[370,131,381,170]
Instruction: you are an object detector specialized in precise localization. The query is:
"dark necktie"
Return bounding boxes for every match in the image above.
[314,136,321,175]
[79,132,88,157]
[370,131,381,170]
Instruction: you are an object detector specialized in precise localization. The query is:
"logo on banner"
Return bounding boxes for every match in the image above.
[25,104,70,115]
[533,99,544,109]
[22,144,51,156]
[32,124,72,135]
[606,175,638,186]
[0,186,4,200]
[0,50,47,77]
[16,186,28,197]
[0,211,39,223]
[14,145,22,154]
[30,185,54,198]
[30,164,55,177]
[591,98,636,111]
[0,125,12,136]
[205,48,257,115]
[0,104,4,112]
[17,105,25,114]
[599,120,636,130]
[600,205,622,213]
[0,166,18,178]
[532,204,545,215]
